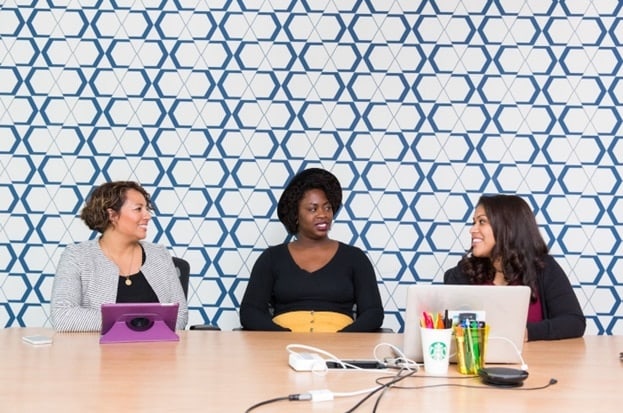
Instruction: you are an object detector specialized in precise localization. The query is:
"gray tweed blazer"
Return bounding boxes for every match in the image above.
[51,239,188,331]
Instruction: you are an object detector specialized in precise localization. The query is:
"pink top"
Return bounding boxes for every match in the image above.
[487,280,543,323]
[527,293,543,323]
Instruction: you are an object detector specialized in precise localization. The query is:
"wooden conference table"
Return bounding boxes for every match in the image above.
[0,328,621,412]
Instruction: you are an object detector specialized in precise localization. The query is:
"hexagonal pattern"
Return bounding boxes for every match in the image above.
[0,2,621,334]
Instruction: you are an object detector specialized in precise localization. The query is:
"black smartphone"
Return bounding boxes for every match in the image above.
[326,360,386,369]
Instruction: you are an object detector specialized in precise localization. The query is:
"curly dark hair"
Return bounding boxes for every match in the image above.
[277,168,342,235]
[459,194,548,300]
[80,181,153,233]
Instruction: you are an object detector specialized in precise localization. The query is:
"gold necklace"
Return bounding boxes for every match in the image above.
[100,240,137,286]
[124,244,137,286]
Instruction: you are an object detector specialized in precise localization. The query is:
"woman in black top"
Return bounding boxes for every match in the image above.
[444,194,585,341]
[240,168,384,332]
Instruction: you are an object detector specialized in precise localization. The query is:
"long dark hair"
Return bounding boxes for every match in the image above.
[459,194,548,299]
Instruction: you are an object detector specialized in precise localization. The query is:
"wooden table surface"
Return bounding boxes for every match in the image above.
[1,328,621,412]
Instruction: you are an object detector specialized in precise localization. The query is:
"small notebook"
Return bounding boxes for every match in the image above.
[402,284,531,364]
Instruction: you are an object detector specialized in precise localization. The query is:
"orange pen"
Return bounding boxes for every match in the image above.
[436,312,445,329]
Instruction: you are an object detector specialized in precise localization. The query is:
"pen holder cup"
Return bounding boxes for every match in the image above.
[420,326,453,375]
[454,325,489,375]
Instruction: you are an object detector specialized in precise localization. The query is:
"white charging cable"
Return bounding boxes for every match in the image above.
[284,343,407,402]
[372,342,420,372]
[488,336,529,371]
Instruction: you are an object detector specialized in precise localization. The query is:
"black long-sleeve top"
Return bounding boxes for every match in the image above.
[240,242,384,332]
[444,254,586,341]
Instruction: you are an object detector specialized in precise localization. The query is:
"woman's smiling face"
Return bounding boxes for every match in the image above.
[470,204,495,258]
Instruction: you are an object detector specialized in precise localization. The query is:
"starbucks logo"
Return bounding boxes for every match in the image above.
[428,341,448,361]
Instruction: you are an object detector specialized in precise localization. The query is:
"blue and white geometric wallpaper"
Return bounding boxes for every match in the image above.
[1,0,622,334]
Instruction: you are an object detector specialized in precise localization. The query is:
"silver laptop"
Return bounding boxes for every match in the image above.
[402,284,531,364]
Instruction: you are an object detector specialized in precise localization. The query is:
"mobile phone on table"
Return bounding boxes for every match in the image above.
[326,360,386,369]
[22,335,53,345]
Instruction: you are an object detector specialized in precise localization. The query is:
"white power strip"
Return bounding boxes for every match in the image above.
[288,352,326,371]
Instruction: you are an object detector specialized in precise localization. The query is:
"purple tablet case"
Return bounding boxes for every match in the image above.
[100,302,180,344]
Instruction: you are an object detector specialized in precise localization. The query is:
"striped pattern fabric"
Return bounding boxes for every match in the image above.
[51,240,188,332]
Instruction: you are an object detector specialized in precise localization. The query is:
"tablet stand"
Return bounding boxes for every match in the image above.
[100,318,179,344]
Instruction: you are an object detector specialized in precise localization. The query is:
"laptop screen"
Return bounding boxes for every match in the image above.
[402,284,530,364]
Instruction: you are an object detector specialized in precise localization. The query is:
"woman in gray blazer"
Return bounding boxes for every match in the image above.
[51,181,188,332]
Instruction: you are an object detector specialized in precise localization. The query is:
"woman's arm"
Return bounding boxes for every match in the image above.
[527,256,586,341]
[340,247,384,332]
[239,248,289,331]
[51,244,102,332]
[158,248,188,330]
[169,259,189,330]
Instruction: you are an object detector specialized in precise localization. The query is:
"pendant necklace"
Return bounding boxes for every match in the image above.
[100,240,137,287]
[124,244,137,286]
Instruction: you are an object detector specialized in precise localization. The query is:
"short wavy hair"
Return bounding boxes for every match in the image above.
[277,168,342,235]
[80,181,153,233]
